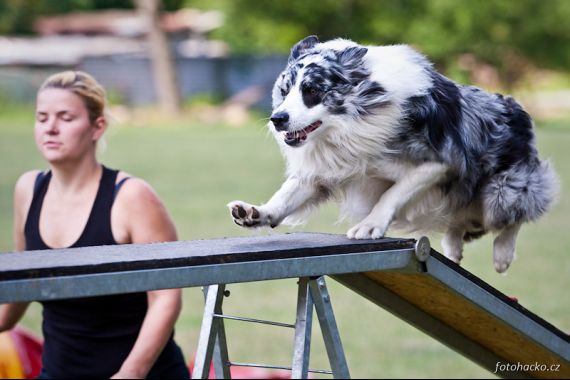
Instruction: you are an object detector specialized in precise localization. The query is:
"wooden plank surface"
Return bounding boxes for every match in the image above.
[366,271,569,379]
[0,233,415,280]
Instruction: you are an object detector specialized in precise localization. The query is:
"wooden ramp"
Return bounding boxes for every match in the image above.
[332,249,570,379]
[0,232,568,378]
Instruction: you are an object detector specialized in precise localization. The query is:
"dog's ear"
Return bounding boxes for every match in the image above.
[337,46,368,67]
[289,35,319,64]
[336,46,369,84]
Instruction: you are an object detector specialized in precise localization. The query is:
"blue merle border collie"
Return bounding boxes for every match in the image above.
[228,36,558,273]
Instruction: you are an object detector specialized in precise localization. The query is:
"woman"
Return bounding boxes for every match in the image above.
[0,71,189,378]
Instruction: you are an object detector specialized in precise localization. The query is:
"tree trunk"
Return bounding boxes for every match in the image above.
[135,0,181,114]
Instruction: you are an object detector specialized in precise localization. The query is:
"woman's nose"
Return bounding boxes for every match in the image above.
[44,118,59,134]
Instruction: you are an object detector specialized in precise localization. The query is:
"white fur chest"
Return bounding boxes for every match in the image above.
[281,138,412,186]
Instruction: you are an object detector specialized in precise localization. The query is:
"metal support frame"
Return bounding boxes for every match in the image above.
[310,277,350,378]
[192,276,350,379]
[192,284,231,379]
[291,277,314,378]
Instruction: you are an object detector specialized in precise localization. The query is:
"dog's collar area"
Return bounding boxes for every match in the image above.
[284,120,322,146]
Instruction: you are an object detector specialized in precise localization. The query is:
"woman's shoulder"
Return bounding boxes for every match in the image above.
[14,170,44,198]
[13,170,45,230]
[112,171,176,243]
[115,171,163,207]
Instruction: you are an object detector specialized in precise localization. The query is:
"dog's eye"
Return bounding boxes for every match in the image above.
[302,85,322,108]
[304,86,319,96]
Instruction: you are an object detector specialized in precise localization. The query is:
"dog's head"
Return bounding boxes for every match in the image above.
[270,36,389,147]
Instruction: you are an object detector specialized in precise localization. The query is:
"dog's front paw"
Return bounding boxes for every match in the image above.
[227,200,273,228]
[346,221,386,240]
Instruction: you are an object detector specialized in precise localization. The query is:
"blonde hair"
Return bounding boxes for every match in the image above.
[39,71,108,123]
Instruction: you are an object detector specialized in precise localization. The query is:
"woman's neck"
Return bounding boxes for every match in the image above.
[48,157,102,196]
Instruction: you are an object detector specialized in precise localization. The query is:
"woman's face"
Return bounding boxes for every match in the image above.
[35,88,105,164]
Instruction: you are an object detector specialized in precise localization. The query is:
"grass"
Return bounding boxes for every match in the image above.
[1,107,569,378]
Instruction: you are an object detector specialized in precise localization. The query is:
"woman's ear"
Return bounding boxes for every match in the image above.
[92,116,107,141]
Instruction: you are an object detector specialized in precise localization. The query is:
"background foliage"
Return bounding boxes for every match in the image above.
[1,0,569,87]
[0,0,182,35]
[199,0,570,88]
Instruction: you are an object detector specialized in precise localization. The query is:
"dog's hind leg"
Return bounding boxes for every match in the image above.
[493,222,522,273]
[228,177,327,228]
[442,228,465,264]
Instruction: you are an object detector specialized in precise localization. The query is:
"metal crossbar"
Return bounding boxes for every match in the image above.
[212,314,296,329]
[191,276,350,379]
[228,362,333,375]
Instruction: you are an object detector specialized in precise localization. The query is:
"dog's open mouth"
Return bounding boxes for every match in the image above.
[283,121,322,146]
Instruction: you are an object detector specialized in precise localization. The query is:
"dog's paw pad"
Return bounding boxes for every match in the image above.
[231,205,247,219]
[227,201,267,228]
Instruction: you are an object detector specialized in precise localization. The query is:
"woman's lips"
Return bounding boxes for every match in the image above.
[43,141,62,148]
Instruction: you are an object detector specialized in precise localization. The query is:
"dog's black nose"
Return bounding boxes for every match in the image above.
[271,112,289,131]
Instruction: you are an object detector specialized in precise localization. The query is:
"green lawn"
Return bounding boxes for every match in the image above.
[1,107,568,378]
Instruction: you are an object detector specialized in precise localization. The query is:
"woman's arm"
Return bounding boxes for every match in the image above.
[113,288,182,379]
[110,178,182,379]
[0,171,38,332]
[0,303,30,333]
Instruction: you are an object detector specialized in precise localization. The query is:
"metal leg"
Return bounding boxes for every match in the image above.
[192,278,349,379]
[291,277,314,379]
[212,320,231,379]
[192,284,231,379]
[310,276,351,379]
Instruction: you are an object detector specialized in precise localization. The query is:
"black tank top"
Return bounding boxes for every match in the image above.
[24,166,183,379]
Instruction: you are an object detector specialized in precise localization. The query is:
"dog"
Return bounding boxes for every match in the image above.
[228,35,558,273]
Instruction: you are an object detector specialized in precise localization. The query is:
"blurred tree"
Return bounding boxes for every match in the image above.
[402,0,570,88]
[0,0,183,112]
[0,0,38,35]
[188,0,570,88]
[1,0,569,88]
[0,0,183,35]
[134,0,182,114]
